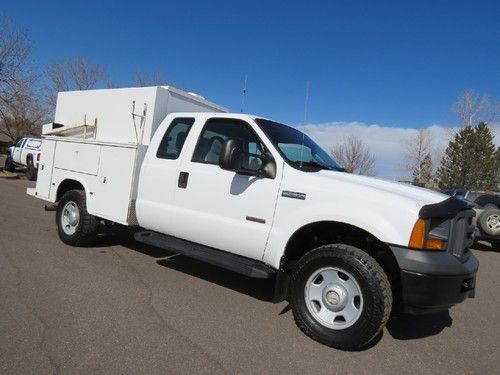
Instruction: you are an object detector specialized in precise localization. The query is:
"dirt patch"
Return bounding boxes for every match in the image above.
[0,170,19,179]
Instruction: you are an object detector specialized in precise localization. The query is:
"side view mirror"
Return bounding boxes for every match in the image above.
[219,138,276,179]
[219,138,245,171]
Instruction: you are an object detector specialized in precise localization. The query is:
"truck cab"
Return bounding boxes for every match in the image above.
[138,112,478,310]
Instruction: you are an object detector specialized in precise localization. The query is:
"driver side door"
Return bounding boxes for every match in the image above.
[171,117,283,261]
[12,138,25,164]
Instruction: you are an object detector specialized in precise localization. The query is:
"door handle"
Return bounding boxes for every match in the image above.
[178,171,189,188]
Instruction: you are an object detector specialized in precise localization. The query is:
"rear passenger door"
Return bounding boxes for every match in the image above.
[170,117,282,261]
[137,117,195,230]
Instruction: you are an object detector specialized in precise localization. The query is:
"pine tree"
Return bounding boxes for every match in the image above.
[496,146,500,190]
[437,122,500,189]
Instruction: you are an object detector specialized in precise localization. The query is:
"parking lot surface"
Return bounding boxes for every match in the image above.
[1,174,499,374]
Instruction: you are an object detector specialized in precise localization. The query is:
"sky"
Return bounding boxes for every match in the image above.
[299,121,500,180]
[2,1,499,178]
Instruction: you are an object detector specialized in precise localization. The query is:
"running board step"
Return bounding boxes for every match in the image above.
[134,231,276,279]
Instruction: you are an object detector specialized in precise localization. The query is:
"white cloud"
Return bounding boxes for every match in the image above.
[296,121,500,180]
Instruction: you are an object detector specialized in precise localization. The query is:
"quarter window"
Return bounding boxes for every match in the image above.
[156,118,195,160]
[192,118,264,170]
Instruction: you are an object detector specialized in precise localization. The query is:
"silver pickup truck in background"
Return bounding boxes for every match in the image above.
[442,189,500,246]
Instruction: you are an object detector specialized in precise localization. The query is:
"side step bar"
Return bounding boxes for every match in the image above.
[134,231,276,279]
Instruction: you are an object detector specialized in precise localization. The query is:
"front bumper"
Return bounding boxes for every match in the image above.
[390,244,479,314]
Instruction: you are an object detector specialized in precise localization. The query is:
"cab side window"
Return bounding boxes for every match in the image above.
[156,118,195,160]
[27,139,42,149]
[192,118,264,170]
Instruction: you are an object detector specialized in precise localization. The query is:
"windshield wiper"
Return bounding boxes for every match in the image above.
[291,160,338,171]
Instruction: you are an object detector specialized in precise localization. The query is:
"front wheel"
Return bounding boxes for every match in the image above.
[289,244,392,350]
[56,189,99,246]
[4,156,15,172]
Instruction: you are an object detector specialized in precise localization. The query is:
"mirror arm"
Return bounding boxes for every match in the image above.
[235,167,259,177]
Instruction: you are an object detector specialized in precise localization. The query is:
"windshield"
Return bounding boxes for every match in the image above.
[255,119,343,172]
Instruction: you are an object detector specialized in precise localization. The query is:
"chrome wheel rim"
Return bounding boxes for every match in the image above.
[486,214,500,232]
[61,201,80,235]
[304,267,363,330]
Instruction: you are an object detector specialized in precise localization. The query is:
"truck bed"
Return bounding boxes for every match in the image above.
[34,136,147,225]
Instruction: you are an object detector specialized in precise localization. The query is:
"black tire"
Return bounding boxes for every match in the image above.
[26,157,37,181]
[478,209,500,237]
[4,156,15,172]
[289,244,392,350]
[56,189,99,246]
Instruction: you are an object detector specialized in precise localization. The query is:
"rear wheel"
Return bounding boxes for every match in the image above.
[26,157,37,181]
[289,244,392,350]
[4,156,15,172]
[56,189,98,246]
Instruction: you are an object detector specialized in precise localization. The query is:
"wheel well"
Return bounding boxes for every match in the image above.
[56,180,84,202]
[282,221,402,305]
[475,194,500,209]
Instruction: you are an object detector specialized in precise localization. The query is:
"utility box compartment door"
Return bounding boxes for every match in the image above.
[90,146,137,223]
[35,139,57,200]
[54,142,100,175]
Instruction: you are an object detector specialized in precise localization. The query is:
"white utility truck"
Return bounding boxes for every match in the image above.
[28,86,478,350]
[5,137,41,180]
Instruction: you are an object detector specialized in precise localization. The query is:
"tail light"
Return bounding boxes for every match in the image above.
[36,153,41,162]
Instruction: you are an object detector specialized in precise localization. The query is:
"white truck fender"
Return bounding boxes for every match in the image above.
[50,174,93,205]
[263,202,410,269]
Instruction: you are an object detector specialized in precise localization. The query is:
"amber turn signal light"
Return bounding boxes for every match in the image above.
[408,219,446,250]
[408,218,426,248]
[425,238,446,250]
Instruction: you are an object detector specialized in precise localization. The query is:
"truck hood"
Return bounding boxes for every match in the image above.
[315,169,447,209]
[279,165,453,249]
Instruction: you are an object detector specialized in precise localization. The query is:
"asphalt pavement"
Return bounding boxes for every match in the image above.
[1,170,499,374]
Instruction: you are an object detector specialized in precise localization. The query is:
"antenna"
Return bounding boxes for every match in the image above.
[304,80,310,123]
[300,81,310,169]
[240,74,248,113]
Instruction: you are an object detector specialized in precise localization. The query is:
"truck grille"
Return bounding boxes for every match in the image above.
[447,209,475,261]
